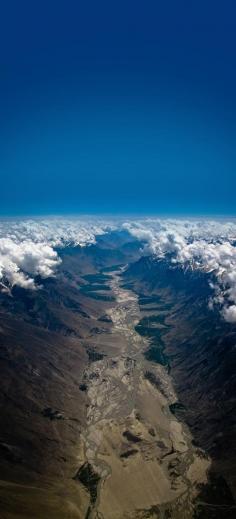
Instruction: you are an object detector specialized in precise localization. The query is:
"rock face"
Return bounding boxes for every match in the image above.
[123,255,236,501]
[0,236,235,518]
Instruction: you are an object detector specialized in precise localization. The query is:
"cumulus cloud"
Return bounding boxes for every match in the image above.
[123,218,236,323]
[0,238,60,289]
[0,217,114,290]
[0,217,114,248]
[1,216,236,323]
[222,305,236,323]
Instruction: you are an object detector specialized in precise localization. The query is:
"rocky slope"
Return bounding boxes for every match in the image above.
[123,256,236,508]
[0,236,140,518]
[0,236,235,518]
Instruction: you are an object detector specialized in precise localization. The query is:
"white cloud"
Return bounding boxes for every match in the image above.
[0,216,236,323]
[0,238,60,289]
[0,217,114,290]
[123,218,236,322]
[222,305,236,323]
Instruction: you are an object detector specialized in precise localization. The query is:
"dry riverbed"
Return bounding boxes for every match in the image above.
[77,270,211,518]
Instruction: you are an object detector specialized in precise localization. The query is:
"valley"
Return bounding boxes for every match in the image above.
[0,233,235,518]
[77,269,211,518]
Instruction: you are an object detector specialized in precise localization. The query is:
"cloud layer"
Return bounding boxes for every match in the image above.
[0,218,113,290]
[0,216,236,323]
[123,218,236,323]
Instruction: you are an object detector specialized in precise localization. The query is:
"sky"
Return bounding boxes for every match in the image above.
[0,1,236,216]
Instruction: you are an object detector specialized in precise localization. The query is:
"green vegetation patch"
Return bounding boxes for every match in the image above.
[135,315,170,367]
[73,462,100,504]
[102,264,124,272]
[138,314,170,327]
[138,295,162,305]
[121,281,134,290]
[80,284,111,293]
[169,402,185,415]
[120,449,139,459]
[144,345,169,366]
[83,273,111,283]
[87,348,105,362]
[80,273,115,300]
[123,430,142,443]
[80,288,115,301]
[42,408,64,420]
[144,371,163,391]
[88,292,115,301]
[138,294,173,313]
[79,383,88,392]
[98,314,112,323]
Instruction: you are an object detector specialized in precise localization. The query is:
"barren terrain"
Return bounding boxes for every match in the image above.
[77,270,211,518]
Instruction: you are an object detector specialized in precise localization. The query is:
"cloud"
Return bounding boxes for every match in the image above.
[1,216,236,323]
[0,217,114,247]
[222,305,236,323]
[123,218,236,322]
[0,238,60,289]
[0,217,114,290]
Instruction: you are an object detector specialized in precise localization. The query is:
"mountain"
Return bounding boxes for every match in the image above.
[123,255,236,502]
[0,233,235,518]
[0,235,142,518]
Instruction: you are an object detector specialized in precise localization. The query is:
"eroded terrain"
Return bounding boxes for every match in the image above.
[0,236,235,519]
[78,270,210,518]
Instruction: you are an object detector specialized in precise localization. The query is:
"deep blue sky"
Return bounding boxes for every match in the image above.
[0,1,236,216]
